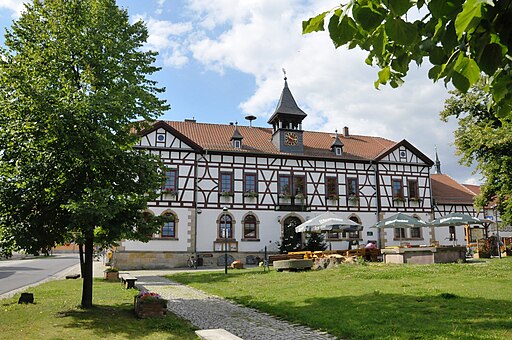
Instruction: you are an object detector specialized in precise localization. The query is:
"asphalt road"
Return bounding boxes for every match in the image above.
[0,253,80,298]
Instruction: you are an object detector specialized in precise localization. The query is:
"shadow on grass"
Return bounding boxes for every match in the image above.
[167,270,512,339]
[58,302,197,339]
[229,292,512,339]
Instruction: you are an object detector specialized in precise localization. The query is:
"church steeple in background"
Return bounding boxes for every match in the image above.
[434,146,442,174]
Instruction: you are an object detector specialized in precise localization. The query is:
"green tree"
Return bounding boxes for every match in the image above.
[0,0,169,308]
[303,0,512,118]
[304,233,328,252]
[440,77,512,224]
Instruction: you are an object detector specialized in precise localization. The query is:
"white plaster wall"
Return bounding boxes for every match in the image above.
[122,207,191,252]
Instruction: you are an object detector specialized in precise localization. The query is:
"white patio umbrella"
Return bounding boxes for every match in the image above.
[295,212,362,233]
[373,213,428,228]
[428,212,490,227]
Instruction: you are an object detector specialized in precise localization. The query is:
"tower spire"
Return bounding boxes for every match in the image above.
[434,146,441,174]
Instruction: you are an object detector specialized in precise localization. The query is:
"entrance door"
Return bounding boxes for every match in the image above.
[281,216,303,253]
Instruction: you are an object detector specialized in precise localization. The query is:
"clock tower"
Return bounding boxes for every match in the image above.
[268,76,307,153]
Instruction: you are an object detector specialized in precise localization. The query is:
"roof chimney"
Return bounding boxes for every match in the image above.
[343,126,349,138]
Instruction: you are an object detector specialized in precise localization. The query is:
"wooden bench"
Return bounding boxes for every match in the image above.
[268,253,304,264]
[119,273,137,289]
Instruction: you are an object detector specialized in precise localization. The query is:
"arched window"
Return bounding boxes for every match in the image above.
[161,212,177,238]
[243,214,257,239]
[346,216,361,239]
[219,214,233,239]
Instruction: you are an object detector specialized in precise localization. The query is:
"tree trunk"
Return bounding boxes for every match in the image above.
[80,231,94,308]
[78,243,85,278]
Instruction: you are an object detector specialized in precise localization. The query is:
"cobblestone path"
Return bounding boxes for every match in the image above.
[136,275,338,340]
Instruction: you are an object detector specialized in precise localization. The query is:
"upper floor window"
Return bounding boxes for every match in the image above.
[294,175,306,196]
[161,212,177,238]
[220,172,233,194]
[243,214,257,239]
[408,179,419,199]
[164,169,178,191]
[219,214,233,239]
[244,173,257,193]
[347,177,358,197]
[278,175,291,196]
[392,178,403,199]
[326,177,338,199]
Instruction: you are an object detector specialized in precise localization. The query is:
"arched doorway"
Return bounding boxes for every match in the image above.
[280,216,303,253]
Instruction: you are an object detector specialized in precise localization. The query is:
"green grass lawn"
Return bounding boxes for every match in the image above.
[1,278,198,339]
[168,257,512,340]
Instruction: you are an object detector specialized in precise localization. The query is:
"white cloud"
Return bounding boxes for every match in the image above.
[0,0,26,17]
[179,0,478,183]
[131,14,193,67]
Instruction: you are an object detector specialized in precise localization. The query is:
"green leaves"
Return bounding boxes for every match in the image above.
[328,10,358,48]
[454,0,486,39]
[302,11,327,34]
[385,18,417,46]
[428,0,462,19]
[303,0,512,117]
[453,54,481,92]
[0,0,168,255]
[353,3,386,32]
[387,0,413,17]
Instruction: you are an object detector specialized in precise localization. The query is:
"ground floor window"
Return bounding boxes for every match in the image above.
[219,214,233,239]
[410,227,421,239]
[394,227,406,239]
[161,212,177,238]
[243,214,257,239]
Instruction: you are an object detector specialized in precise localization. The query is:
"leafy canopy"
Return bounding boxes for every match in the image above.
[440,77,512,224]
[0,0,169,257]
[303,0,512,118]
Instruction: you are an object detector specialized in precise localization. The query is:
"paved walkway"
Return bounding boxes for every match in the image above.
[132,272,338,340]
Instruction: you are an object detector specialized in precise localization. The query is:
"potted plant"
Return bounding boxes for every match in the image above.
[162,188,178,197]
[393,196,406,203]
[103,267,119,281]
[409,197,422,203]
[279,191,292,200]
[348,195,359,203]
[327,194,339,201]
[220,191,234,198]
[294,193,306,202]
[134,290,167,318]
[243,191,258,198]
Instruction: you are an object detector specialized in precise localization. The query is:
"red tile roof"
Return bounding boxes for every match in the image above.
[463,184,481,195]
[431,174,476,205]
[162,121,396,161]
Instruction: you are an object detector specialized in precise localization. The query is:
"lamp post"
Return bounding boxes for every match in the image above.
[222,206,229,274]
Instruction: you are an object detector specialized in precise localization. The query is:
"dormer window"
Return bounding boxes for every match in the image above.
[331,130,344,156]
[230,124,243,149]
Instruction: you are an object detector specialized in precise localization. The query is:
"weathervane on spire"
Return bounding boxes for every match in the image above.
[282,68,287,81]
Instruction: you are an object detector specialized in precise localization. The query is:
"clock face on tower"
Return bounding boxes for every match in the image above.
[284,132,299,146]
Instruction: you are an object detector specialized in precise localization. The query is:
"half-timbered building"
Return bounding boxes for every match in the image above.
[115,79,480,269]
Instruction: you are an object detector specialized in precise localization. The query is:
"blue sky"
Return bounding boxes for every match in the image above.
[0,0,480,185]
